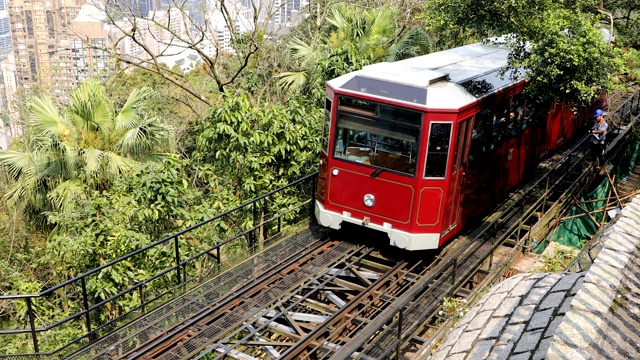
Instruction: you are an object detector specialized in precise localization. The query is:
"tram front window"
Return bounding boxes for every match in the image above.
[333,97,421,176]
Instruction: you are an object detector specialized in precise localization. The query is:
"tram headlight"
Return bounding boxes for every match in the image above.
[363,194,375,207]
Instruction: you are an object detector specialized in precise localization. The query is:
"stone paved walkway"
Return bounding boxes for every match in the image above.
[427,196,640,360]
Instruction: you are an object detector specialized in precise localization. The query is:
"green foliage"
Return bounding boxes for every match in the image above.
[419,0,625,107]
[278,3,430,103]
[507,8,624,106]
[0,79,175,228]
[195,91,321,200]
[622,47,640,82]
[439,297,467,321]
[538,246,576,272]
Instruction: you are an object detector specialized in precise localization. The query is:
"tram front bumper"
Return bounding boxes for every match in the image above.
[315,201,440,250]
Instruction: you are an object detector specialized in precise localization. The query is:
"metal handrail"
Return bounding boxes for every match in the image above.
[0,171,318,357]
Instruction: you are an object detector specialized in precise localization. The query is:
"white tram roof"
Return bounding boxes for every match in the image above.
[327,41,519,110]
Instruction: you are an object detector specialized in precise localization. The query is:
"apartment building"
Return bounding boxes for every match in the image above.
[7,0,111,100]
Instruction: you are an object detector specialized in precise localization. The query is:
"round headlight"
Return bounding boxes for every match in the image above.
[363,194,375,207]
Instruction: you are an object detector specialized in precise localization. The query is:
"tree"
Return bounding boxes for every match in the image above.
[0,79,174,226]
[420,0,625,106]
[601,0,640,48]
[277,3,431,102]
[194,91,321,201]
[74,0,306,106]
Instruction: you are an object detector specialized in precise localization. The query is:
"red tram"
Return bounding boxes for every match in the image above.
[315,40,587,250]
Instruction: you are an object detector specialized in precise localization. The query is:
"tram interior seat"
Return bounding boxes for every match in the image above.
[345,147,373,164]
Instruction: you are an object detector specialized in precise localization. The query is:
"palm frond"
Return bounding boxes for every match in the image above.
[82,147,104,179]
[115,87,155,132]
[117,117,173,158]
[0,150,35,180]
[47,179,86,212]
[28,96,74,142]
[102,151,140,177]
[287,37,321,65]
[387,27,432,61]
[276,71,309,92]
[69,80,114,139]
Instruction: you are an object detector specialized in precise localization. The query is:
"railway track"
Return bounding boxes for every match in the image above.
[69,86,640,360]
[91,136,598,360]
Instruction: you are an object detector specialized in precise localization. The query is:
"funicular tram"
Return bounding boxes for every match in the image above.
[315,40,585,250]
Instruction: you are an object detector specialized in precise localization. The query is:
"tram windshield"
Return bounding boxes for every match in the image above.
[333,96,422,176]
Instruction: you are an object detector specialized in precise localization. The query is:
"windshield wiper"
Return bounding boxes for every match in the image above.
[370,155,400,178]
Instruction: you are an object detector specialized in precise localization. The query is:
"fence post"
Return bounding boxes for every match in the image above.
[451,259,457,291]
[174,236,181,285]
[250,202,257,249]
[311,175,317,219]
[26,297,39,354]
[80,277,94,340]
[396,309,403,358]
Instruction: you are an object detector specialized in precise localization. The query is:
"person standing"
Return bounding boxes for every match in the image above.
[590,109,608,169]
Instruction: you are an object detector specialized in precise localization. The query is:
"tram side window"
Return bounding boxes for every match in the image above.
[322,98,332,153]
[469,110,492,162]
[424,122,452,178]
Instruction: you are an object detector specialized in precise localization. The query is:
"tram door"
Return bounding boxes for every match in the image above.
[446,118,472,232]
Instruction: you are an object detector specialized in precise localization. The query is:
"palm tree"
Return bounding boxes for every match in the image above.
[277,4,431,97]
[0,79,174,226]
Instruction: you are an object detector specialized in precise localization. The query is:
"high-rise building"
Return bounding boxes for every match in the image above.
[7,0,112,100]
[0,0,11,59]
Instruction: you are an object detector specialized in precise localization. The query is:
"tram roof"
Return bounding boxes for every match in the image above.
[327,41,519,110]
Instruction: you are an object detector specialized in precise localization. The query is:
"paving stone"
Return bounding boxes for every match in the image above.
[539,291,567,310]
[455,305,479,328]
[428,345,451,360]
[522,286,548,305]
[615,217,640,238]
[443,354,466,360]
[514,329,544,353]
[440,326,464,348]
[570,276,585,295]
[553,310,602,348]
[546,342,591,360]
[533,336,554,360]
[479,317,508,340]
[533,273,562,289]
[585,262,625,290]
[481,290,508,311]
[528,308,554,330]
[496,275,521,293]
[496,323,525,346]
[466,310,492,331]
[527,273,547,280]
[508,351,532,360]
[466,339,494,360]
[558,296,574,315]
[449,329,481,354]
[603,232,637,253]
[512,278,538,294]
[571,283,616,315]
[509,304,536,324]
[487,343,514,360]
[551,273,583,292]
[545,315,564,337]
[493,296,521,317]
[594,248,632,269]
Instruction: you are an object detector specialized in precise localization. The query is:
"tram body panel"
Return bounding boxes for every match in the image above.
[326,166,415,224]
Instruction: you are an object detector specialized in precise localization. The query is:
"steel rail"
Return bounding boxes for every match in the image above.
[132,242,366,359]
[124,239,342,359]
[202,246,384,360]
